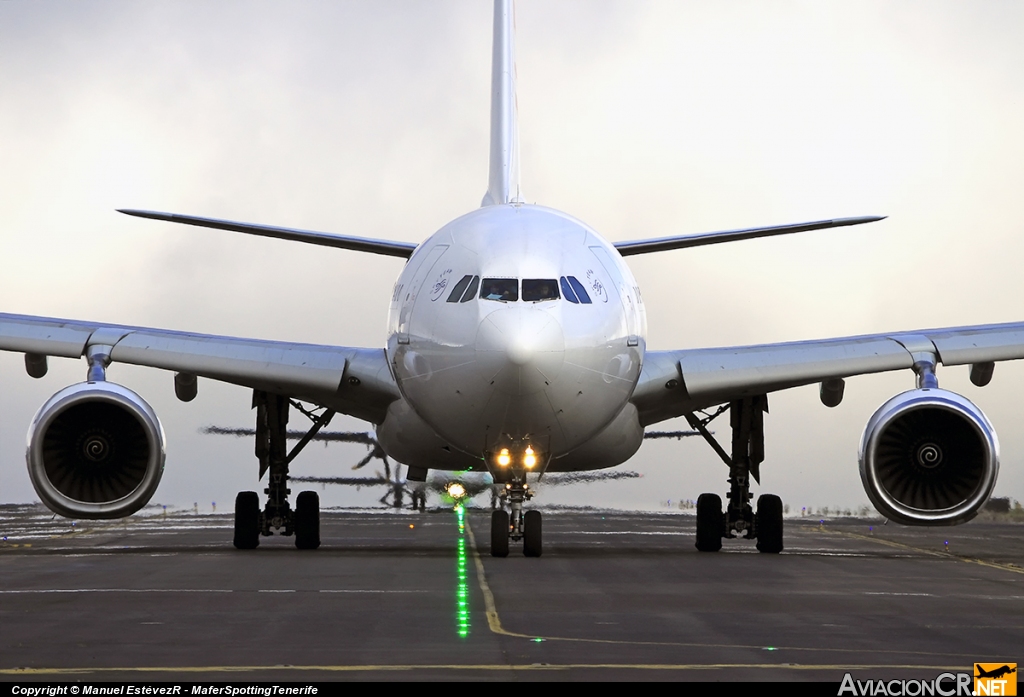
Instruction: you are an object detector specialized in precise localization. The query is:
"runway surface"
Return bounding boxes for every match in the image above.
[0,504,1021,681]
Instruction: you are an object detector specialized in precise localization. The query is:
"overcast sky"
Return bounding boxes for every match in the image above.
[2,1,1024,514]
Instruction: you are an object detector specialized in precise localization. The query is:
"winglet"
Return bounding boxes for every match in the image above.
[481,0,522,207]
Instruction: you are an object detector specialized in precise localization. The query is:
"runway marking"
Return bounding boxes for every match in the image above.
[461,517,982,661]
[319,589,428,594]
[0,589,233,594]
[813,527,1024,576]
[0,589,429,595]
[463,516,508,637]
[0,663,968,676]
[569,531,689,536]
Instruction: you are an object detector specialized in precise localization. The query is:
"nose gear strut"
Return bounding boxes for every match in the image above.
[488,440,544,558]
[491,475,542,557]
[500,478,533,542]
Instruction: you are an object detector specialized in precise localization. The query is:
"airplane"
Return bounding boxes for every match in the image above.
[975,666,1016,680]
[0,0,1019,557]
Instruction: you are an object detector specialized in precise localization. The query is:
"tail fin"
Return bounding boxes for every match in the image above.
[481,0,522,207]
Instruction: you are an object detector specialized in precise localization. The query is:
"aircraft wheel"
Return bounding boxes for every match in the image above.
[755,494,784,554]
[233,491,260,550]
[523,510,542,557]
[294,490,321,550]
[490,510,510,558]
[695,493,723,552]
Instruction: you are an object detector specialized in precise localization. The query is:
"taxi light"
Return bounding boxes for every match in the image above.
[497,448,511,466]
[447,482,466,499]
[524,453,537,468]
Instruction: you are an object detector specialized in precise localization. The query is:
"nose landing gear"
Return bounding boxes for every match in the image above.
[490,478,542,557]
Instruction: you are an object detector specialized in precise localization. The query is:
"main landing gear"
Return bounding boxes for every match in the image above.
[687,395,784,554]
[490,479,542,557]
[233,391,335,550]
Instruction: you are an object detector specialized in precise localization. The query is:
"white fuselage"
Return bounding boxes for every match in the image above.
[378,204,647,474]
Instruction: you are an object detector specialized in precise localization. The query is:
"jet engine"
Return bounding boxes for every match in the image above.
[859,388,998,526]
[27,382,166,519]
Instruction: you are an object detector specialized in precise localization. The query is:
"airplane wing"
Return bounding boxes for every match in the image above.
[613,216,885,256]
[118,209,418,259]
[632,321,1024,426]
[0,312,399,424]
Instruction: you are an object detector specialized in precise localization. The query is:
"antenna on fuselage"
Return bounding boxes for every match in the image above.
[481,0,522,207]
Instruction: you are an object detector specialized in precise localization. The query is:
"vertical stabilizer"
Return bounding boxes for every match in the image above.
[481,0,522,207]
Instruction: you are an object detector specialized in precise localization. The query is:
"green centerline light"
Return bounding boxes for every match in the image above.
[455,504,470,638]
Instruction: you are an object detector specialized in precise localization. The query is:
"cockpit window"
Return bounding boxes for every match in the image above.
[460,275,479,302]
[522,279,559,302]
[446,275,480,303]
[480,278,518,302]
[560,277,578,303]
[446,275,473,303]
[565,276,592,304]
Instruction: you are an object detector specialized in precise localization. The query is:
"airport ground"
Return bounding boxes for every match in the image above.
[0,504,1021,682]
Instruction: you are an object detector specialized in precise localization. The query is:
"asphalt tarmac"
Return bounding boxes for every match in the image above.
[0,504,1021,681]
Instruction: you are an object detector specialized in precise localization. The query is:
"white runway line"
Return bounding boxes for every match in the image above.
[0,589,234,594]
[0,588,433,594]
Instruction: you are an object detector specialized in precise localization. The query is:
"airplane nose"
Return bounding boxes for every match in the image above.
[476,306,565,395]
[506,337,532,367]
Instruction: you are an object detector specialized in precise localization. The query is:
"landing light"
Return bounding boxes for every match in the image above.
[524,446,537,468]
[447,482,467,499]
[497,448,511,466]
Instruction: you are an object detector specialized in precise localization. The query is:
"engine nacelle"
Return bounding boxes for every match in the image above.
[27,382,166,519]
[859,388,998,526]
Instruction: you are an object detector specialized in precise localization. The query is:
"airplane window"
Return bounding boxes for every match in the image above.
[480,278,518,302]
[446,275,473,303]
[560,277,579,304]
[522,279,559,302]
[460,275,479,303]
[567,276,592,304]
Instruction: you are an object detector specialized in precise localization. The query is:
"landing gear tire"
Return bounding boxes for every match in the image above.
[695,493,723,552]
[755,494,783,554]
[294,490,321,550]
[491,509,510,558]
[233,491,261,550]
[523,510,542,557]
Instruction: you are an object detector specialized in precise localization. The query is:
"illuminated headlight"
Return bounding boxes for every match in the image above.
[447,482,466,499]
[497,448,511,466]
[524,446,537,468]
